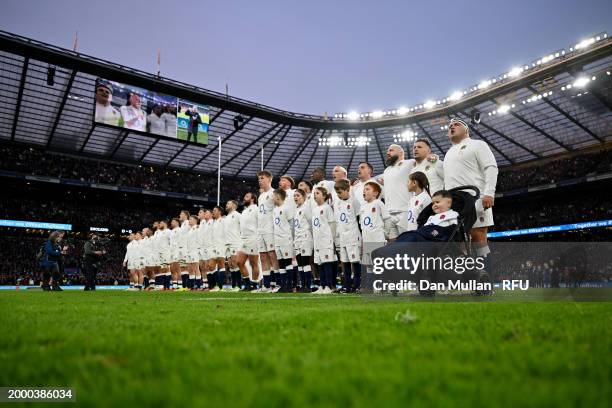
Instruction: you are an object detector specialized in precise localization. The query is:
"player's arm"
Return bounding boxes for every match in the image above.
[476,142,499,208]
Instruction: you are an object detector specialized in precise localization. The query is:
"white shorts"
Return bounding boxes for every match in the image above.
[226,242,241,257]
[313,247,335,265]
[186,251,200,264]
[211,244,226,259]
[473,198,494,228]
[199,247,209,261]
[127,260,136,270]
[339,244,361,263]
[174,247,187,264]
[134,257,145,269]
[391,210,408,235]
[258,233,275,253]
[159,251,171,266]
[241,238,259,256]
[275,244,294,260]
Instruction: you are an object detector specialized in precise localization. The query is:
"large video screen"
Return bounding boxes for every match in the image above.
[94,79,209,144]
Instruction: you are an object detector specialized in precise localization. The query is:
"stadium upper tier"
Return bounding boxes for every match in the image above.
[0,30,611,179]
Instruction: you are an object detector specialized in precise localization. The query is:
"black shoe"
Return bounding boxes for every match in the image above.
[51,285,63,291]
[84,286,91,291]
[42,285,51,291]
[301,287,311,293]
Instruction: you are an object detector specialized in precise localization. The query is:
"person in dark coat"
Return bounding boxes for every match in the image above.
[39,231,64,291]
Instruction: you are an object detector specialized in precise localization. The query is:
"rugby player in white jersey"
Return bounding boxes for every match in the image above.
[142,227,156,291]
[151,221,165,290]
[257,170,280,291]
[311,186,337,294]
[378,145,415,234]
[333,179,362,293]
[132,231,145,290]
[237,192,260,291]
[185,215,202,290]
[352,161,378,209]
[279,175,298,287]
[411,138,445,195]
[272,189,295,292]
[311,167,337,206]
[178,211,191,289]
[443,117,498,275]
[293,188,314,292]
[197,208,213,290]
[224,200,243,291]
[169,218,182,290]
[156,220,173,289]
[208,206,227,292]
[123,233,138,290]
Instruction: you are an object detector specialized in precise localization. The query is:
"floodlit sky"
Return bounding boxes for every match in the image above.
[1,0,610,115]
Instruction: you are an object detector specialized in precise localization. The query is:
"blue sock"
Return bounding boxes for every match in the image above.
[217,270,225,289]
[290,267,298,289]
[207,272,216,289]
[263,274,271,288]
[353,266,362,290]
[305,271,312,289]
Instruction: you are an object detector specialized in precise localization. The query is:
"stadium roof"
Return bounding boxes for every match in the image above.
[0,30,611,179]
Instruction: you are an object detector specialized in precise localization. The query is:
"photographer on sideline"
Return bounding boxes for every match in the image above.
[83,233,107,291]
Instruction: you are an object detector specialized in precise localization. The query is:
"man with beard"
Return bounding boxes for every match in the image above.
[411,138,445,195]
[237,192,260,291]
[443,118,498,278]
[379,144,415,234]
[257,170,280,292]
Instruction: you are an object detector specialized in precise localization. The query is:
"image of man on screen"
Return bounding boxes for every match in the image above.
[94,82,121,126]
[185,105,202,143]
[162,104,177,138]
[120,92,147,132]
[147,105,166,136]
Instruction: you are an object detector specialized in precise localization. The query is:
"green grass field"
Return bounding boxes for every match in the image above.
[0,290,610,407]
[176,128,208,144]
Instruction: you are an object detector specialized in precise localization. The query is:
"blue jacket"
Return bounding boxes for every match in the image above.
[40,239,61,268]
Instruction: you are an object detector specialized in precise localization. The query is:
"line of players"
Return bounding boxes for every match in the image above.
[123,118,498,293]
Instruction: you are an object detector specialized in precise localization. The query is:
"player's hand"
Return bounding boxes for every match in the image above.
[482,195,494,209]
[427,154,438,163]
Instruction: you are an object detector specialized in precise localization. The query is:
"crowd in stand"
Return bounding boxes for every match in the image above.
[1,144,611,199]
[496,148,612,192]
[0,235,128,285]
[0,145,256,201]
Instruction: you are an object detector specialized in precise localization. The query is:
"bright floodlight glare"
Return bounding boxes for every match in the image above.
[397,106,409,115]
[449,91,463,102]
[347,111,359,120]
[424,100,435,109]
[371,110,384,119]
[573,77,590,88]
[478,80,492,89]
[498,104,511,114]
[508,67,523,78]
[575,38,595,50]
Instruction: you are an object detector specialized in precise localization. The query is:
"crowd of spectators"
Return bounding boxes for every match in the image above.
[496,148,612,192]
[1,143,611,198]
[0,145,257,201]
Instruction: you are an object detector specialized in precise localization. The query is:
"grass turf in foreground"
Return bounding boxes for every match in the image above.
[0,290,610,407]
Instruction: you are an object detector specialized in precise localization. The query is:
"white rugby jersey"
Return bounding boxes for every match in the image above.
[283,188,296,212]
[360,199,393,242]
[425,209,459,227]
[199,219,212,248]
[240,204,258,239]
[334,196,361,246]
[187,225,200,252]
[311,203,335,250]
[443,137,498,197]
[294,202,313,243]
[411,159,445,195]
[156,228,172,254]
[406,191,432,232]
[258,188,275,234]
[124,240,136,264]
[141,236,154,259]
[382,159,415,212]
[273,204,294,245]
[132,239,144,260]
[170,227,181,253]
[211,217,226,246]
[224,210,242,246]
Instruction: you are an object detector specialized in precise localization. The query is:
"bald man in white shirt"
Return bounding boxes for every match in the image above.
[378,144,415,233]
[443,117,498,273]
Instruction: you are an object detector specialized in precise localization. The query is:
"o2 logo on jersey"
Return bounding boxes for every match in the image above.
[407,210,414,223]
[259,204,267,214]
[313,218,321,227]
[340,213,348,223]
[293,219,300,228]
[274,217,281,225]
[363,216,372,226]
